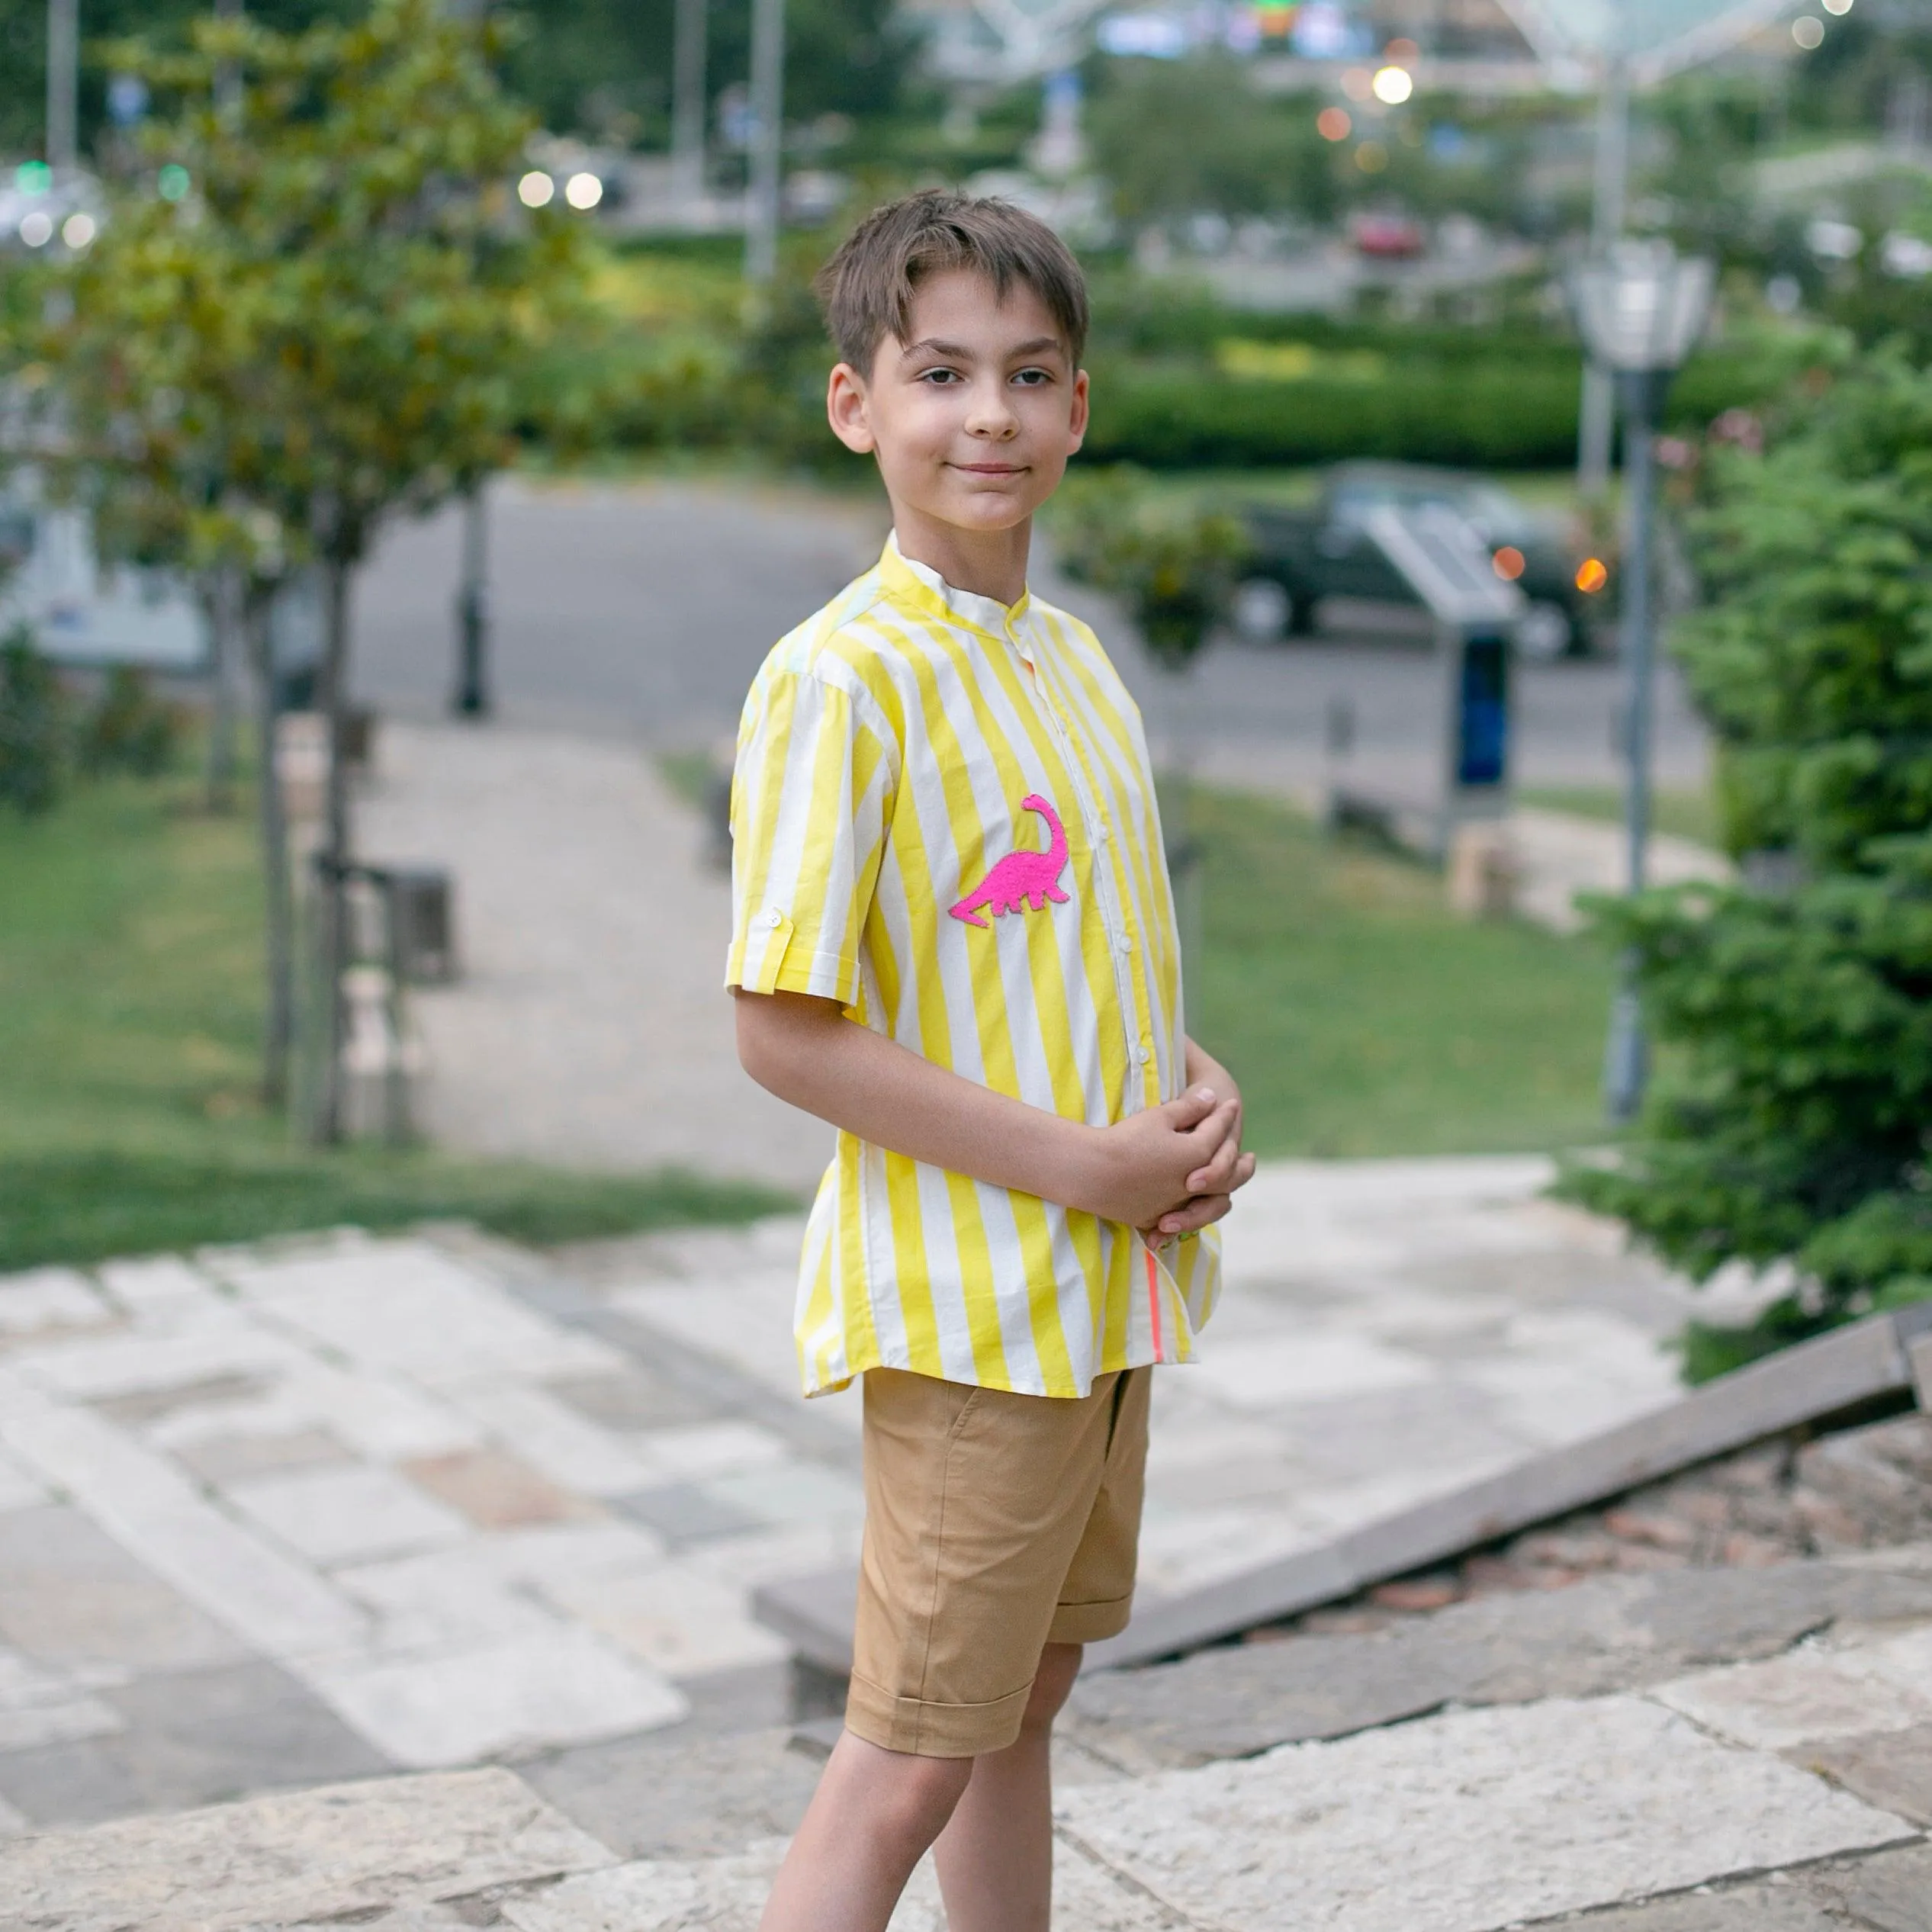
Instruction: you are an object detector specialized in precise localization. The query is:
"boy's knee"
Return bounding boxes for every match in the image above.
[855,1738,974,1850]
[1018,1641,1082,1737]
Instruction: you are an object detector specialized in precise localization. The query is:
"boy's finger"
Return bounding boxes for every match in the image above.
[1156,1193,1233,1235]
[1185,1136,1241,1194]
[1180,1096,1240,1148]
[1164,1085,1217,1126]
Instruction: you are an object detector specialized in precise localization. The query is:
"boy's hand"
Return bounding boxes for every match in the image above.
[1085,1086,1244,1230]
[1149,1042,1255,1238]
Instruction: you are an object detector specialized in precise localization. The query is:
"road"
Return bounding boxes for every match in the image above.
[352,474,1711,796]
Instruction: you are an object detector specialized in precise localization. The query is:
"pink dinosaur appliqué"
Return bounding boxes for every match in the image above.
[949,793,1071,929]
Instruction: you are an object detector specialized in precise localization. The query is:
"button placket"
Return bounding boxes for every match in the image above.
[1034,664,1147,1104]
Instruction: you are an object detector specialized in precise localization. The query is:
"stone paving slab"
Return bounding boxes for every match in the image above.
[1066,1558,1932,1769]
[1655,1651,1932,1754]
[1054,1695,1914,1932]
[0,1232,881,1827]
[1792,1724,1932,1831]
[494,1834,1180,1932]
[0,1767,616,1932]
[1804,1843,1932,1932]
[0,1177,1878,1840]
[0,1659,388,1829]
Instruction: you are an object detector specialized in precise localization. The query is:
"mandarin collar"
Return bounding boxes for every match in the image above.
[880,534,1036,659]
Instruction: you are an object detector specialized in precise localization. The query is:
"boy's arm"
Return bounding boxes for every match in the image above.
[735,990,1246,1234]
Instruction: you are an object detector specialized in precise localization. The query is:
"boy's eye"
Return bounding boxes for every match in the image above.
[1012,368,1053,386]
[918,368,963,384]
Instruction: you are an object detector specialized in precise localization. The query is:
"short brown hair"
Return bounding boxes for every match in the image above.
[816,190,1089,377]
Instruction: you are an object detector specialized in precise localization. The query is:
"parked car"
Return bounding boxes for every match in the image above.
[1233,463,1611,659]
[1349,211,1426,259]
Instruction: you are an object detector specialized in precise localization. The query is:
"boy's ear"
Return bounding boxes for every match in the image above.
[1068,367,1090,454]
[827,362,876,455]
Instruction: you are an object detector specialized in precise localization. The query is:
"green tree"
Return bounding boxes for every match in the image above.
[1557,349,1932,1374]
[0,628,68,816]
[1087,56,1339,231]
[40,0,587,1133]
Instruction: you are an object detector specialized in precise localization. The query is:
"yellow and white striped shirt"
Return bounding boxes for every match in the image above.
[726,538,1220,1399]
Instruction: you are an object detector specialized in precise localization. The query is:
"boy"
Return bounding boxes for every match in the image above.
[727,191,1255,1932]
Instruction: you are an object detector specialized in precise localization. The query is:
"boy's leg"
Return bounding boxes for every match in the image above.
[931,1640,1083,1932]
[757,1729,971,1932]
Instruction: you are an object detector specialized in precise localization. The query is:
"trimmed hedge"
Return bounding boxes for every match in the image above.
[1081,348,1805,473]
[1082,365,1583,470]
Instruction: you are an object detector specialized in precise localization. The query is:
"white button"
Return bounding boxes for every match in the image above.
[1115,934,1133,956]
[1130,1044,1149,1065]
[763,910,783,929]
[1095,823,1111,842]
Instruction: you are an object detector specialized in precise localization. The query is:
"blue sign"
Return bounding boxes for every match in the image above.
[1455,632,1509,789]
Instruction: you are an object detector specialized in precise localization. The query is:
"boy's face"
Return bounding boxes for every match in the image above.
[827,268,1088,542]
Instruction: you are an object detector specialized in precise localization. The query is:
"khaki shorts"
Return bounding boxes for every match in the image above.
[846,1365,1150,1759]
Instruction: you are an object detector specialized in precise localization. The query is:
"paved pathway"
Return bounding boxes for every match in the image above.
[0,1159,1713,1838]
[357,719,830,1189]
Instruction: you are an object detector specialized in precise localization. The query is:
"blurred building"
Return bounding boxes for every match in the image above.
[902,0,1542,89]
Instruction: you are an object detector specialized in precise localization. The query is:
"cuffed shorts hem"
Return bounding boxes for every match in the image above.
[1048,1593,1134,1645]
[844,1671,1034,1758]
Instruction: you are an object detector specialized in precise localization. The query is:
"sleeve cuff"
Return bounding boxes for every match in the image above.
[725,917,861,1006]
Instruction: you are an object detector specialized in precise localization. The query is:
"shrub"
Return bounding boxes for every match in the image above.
[1053,466,1249,668]
[79,666,181,779]
[1082,365,1585,471]
[0,628,68,816]
[1555,348,1932,1374]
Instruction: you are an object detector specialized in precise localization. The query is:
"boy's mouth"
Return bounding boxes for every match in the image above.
[953,461,1025,475]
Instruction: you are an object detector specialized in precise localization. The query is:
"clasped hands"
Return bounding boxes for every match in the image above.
[1086,1084,1256,1239]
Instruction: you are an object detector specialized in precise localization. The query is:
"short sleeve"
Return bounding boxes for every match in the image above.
[725,667,895,1008]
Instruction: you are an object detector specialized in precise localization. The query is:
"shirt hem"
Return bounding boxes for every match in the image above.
[800,1342,1190,1403]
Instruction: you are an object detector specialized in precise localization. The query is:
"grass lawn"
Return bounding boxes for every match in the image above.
[0,767,791,1271]
[1187,787,1616,1158]
[4,760,1624,1271]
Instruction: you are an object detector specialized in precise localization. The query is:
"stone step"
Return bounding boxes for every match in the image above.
[6,1651,1929,1932]
[0,1766,613,1932]
[1061,1550,1932,1770]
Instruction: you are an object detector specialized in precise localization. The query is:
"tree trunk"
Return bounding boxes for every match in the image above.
[309,552,355,1144]
[245,590,294,1107]
[202,567,240,813]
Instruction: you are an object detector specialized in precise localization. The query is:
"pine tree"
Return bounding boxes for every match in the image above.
[1558,349,1932,1377]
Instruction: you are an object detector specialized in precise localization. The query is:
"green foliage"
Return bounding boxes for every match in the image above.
[78,667,182,779]
[0,628,67,816]
[1052,466,1249,669]
[34,0,592,585]
[1082,363,1583,470]
[1088,58,1339,229]
[1555,348,1932,1363]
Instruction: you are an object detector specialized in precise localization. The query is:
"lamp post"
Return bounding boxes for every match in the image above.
[1567,239,1715,1124]
[47,0,77,175]
[744,0,785,283]
[452,481,490,718]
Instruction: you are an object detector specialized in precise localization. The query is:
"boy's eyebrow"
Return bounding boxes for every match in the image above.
[898,335,1066,362]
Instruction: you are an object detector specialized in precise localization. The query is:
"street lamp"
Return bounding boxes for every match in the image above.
[1567,239,1715,1124]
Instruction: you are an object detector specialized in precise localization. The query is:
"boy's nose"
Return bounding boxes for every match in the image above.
[965,388,1019,438]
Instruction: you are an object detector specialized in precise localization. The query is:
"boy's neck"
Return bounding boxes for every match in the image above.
[892,507,1032,610]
